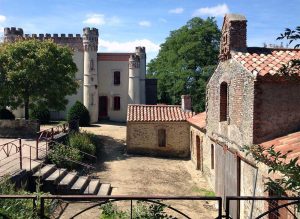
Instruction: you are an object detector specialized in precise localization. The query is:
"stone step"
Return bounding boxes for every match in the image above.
[24,160,43,173]
[58,172,78,190]
[84,179,100,195]
[70,176,90,194]
[45,168,68,184]
[32,164,55,180]
[98,183,111,196]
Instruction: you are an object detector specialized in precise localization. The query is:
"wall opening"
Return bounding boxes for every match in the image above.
[114,71,121,85]
[220,82,228,122]
[113,96,120,111]
[158,129,166,147]
[211,144,215,169]
[196,135,201,170]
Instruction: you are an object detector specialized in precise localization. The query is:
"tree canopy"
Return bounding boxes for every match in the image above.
[0,39,78,119]
[147,17,221,112]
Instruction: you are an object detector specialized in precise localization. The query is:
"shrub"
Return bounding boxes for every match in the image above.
[0,177,51,218]
[0,108,15,120]
[48,144,82,170]
[30,105,50,124]
[69,131,96,158]
[67,101,90,127]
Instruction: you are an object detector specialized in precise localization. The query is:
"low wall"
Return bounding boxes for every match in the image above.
[0,119,40,138]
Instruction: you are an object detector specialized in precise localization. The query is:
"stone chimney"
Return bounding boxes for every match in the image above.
[181,95,191,112]
[219,14,247,61]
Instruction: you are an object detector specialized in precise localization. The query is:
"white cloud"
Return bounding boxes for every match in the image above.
[193,4,229,17]
[169,8,184,14]
[0,15,6,23]
[83,14,121,26]
[99,39,160,53]
[138,21,151,27]
[159,18,167,23]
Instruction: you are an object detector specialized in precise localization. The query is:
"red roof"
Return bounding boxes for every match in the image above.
[127,104,195,122]
[232,48,300,76]
[260,131,300,164]
[187,112,206,130]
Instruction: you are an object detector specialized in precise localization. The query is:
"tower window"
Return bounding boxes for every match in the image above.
[90,59,94,71]
[220,82,228,122]
[114,71,120,85]
[158,129,166,147]
[113,96,120,111]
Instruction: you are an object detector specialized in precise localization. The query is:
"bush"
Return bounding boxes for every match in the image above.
[0,178,51,218]
[0,108,15,120]
[67,101,90,127]
[69,131,96,158]
[30,106,50,124]
[48,144,82,170]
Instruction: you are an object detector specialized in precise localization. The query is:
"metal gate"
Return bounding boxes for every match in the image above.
[215,144,240,218]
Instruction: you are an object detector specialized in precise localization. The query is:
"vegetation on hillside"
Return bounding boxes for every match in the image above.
[147,17,221,112]
[0,39,78,119]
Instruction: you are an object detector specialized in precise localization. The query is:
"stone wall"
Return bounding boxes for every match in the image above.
[127,121,190,158]
[189,126,214,189]
[253,79,300,144]
[206,59,255,147]
[0,119,40,138]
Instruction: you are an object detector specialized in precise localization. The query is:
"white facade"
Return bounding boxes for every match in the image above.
[4,27,147,123]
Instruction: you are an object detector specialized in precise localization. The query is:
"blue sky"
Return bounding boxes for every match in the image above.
[0,0,299,62]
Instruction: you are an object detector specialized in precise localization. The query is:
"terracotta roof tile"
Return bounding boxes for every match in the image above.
[260,131,300,164]
[187,112,206,130]
[127,104,195,122]
[232,47,300,76]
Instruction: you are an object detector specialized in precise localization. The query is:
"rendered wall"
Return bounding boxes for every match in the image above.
[127,122,190,158]
[97,60,129,122]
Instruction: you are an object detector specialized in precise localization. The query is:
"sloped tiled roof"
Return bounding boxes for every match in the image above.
[232,48,300,76]
[187,112,206,130]
[127,104,195,122]
[260,131,300,164]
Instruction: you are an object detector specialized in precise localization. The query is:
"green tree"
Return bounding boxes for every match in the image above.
[147,17,220,112]
[0,39,78,119]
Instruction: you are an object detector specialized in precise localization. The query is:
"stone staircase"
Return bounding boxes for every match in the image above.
[32,164,111,195]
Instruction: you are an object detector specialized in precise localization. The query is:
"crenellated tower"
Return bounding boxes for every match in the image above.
[128,54,141,104]
[83,27,99,123]
[135,47,146,104]
[3,27,24,42]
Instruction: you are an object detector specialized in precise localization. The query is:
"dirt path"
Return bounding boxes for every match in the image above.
[55,122,218,218]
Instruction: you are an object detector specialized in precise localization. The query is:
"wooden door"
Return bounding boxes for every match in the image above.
[215,144,240,219]
[99,96,108,117]
[196,136,201,170]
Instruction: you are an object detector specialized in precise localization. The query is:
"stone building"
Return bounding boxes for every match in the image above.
[126,95,194,158]
[3,27,157,122]
[188,13,300,218]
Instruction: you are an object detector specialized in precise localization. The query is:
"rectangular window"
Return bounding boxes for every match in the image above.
[158,129,166,147]
[113,96,120,111]
[114,71,121,85]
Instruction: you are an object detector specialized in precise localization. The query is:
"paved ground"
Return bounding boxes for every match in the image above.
[58,122,218,218]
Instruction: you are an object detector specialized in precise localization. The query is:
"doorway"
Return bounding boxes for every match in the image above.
[99,96,108,118]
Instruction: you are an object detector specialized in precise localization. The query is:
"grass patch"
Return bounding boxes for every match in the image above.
[192,186,215,197]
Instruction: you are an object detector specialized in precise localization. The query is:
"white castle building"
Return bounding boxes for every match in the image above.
[3,27,157,122]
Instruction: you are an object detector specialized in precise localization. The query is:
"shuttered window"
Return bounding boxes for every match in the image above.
[114,71,120,85]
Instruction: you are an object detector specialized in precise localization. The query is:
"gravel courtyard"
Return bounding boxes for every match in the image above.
[58,122,218,218]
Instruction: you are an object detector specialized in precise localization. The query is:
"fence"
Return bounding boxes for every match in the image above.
[0,195,300,218]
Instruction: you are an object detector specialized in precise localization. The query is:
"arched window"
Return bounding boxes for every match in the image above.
[158,129,166,147]
[211,144,214,169]
[114,71,121,85]
[220,82,228,122]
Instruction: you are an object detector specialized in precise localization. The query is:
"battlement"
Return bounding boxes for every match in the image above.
[83,27,99,36]
[4,27,24,36]
[135,46,146,54]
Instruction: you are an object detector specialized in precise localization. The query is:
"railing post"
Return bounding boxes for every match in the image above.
[33,196,37,217]
[130,200,133,219]
[218,197,222,219]
[40,196,44,218]
[19,138,22,170]
[51,128,54,140]
[225,197,230,219]
[36,135,39,159]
